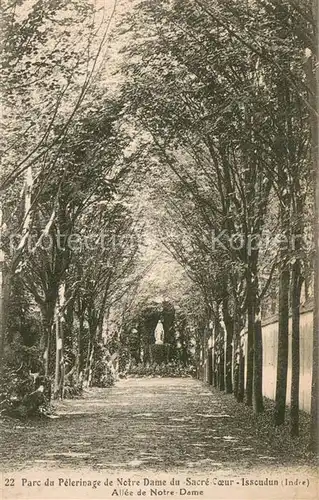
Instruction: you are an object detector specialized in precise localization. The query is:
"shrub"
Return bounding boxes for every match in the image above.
[124,361,194,378]
[0,367,52,419]
[92,344,115,388]
[63,382,83,399]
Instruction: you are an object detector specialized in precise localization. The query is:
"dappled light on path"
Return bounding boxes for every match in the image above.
[0,378,315,473]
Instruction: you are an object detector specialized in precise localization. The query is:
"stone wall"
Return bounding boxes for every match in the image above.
[203,306,313,413]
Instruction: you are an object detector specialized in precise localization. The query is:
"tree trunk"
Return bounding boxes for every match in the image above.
[84,337,91,386]
[41,305,54,377]
[222,300,233,394]
[233,308,244,402]
[87,343,95,388]
[0,166,33,375]
[207,347,213,385]
[290,258,302,436]
[310,262,319,452]
[0,260,4,370]
[225,332,232,393]
[238,343,245,403]
[307,0,319,453]
[53,283,65,399]
[64,299,74,359]
[246,272,264,413]
[274,253,290,426]
[212,322,217,387]
[53,306,61,399]
[76,308,86,382]
[246,301,254,406]
[85,308,98,386]
[213,348,218,387]
[233,324,239,400]
[233,357,239,399]
[0,205,7,373]
[0,258,9,377]
[219,329,225,391]
[253,306,264,413]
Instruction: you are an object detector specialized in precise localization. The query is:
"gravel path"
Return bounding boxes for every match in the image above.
[0,377,316,473]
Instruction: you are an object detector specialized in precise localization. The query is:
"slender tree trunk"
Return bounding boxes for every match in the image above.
[43,329,50,377]
[85,331,95,386]
[85,305,100,387]
[1,166,33,375]
[233,307,244,402]
[308,0,319,451]
[212,322,217,387]
[225,332,232,393]
[222,300,233,394]
[76,309,85,382]
[246,273,264,413]
[274,55,293,426]
[87,343,95,387]
[253,304,264,413]
[0,255,9,378]
[274,251,290,425]
[41,305,54,377]
[64,299,74,358]
[310,262,319,452]
[213,349,218,387]
[207,347,213,385]
[233,357,239,399]
[215,351,219,387]
[219,329,225,391]
[0,205,6,373]
[0,260,4,369]
[210,322,214,385]
[54,305,61,399]
[84,337,91,385]
[289,167,304,436]
[233,323,240,400]
[53,283,65,399]
[246,300,254,406]
[59,286,65,398]
[238,342,245,403]
[290,258,302,436]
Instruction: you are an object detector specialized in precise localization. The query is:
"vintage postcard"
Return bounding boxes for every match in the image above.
[0,0,318,499]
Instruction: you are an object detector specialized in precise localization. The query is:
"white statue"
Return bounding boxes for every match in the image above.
[154,320,164,345]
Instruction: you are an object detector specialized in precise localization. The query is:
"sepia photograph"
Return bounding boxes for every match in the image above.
[0,0,318,499]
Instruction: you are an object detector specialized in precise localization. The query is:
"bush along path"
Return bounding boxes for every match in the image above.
[0,378,317,474]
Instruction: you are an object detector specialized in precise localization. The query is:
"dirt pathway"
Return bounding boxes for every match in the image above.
[0,378,316,473]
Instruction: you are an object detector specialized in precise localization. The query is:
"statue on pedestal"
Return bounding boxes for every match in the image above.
[154,320,164,345]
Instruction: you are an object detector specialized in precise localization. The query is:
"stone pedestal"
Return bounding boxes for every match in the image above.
[150,343,170,365]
